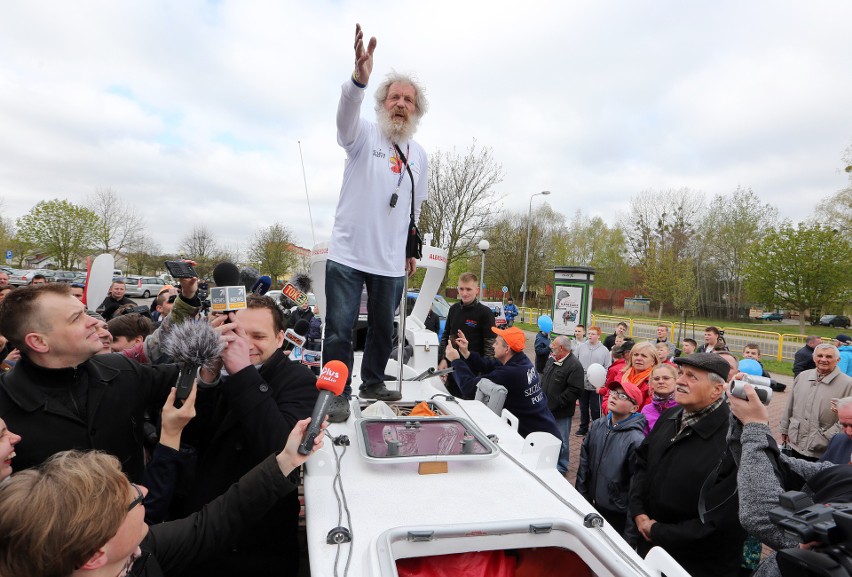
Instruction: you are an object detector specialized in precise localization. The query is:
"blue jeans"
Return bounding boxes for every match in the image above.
[323,260,404,397]
[554,416,572,474]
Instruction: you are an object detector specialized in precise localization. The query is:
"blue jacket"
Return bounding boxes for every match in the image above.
[452,351,562,441]
[504,303,518,321]
[839,345,852,377]
[534,331,551,372]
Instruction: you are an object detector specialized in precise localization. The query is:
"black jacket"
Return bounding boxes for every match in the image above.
[793,344,816,377]
[141,455,296,577]
[172,349,318,576]
[438,299,495,361]
[540,352,584,419]
[627,402,745,577]
[0,353,177,482]
[99,295,137,320]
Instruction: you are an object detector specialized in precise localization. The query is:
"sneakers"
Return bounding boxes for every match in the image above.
[359,383,402,402]
[327,396,351,423]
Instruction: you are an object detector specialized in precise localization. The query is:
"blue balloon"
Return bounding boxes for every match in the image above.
[738,358,763,376]
[538,315,553,333]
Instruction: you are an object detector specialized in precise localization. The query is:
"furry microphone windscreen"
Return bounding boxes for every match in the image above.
[239,266,260,291]
[291,272,312,293]
[161,320,225,370]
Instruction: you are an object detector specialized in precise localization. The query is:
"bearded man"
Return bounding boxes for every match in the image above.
[323,23,430,422]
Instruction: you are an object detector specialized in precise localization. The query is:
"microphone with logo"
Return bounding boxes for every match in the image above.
[210,262,247,314]
[284,319,310,349]
[251,275,272,296]
[298,360,348,455]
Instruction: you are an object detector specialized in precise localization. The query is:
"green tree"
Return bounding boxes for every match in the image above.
[419,140,504,281]
[484,204,564,305]
[745,222,852,332]
[125,236,162,276]
[247,223,298,284]
[16,200,100,269]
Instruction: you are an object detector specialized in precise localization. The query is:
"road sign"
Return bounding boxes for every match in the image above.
[502,286,508,293]
[5,250,11,260]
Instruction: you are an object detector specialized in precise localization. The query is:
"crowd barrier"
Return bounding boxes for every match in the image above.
[519,308,807,361]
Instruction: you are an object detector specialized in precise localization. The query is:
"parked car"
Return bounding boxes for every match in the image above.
[125,276,167,298]
[52,271,79,283]
[757,312,784,322]
[9,269,56,286]
[819,314,851,328]
[404,292,451,339]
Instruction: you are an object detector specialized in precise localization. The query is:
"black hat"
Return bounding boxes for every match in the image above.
[673,352,731,382]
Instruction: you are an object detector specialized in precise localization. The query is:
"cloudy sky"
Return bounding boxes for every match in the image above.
[1,1,850,256]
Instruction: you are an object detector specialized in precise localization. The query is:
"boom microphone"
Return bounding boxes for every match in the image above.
[251,275,272,295]
[284,319,310,348]
[210,262,247,313]
[161,320,225,402]
[298,360,348,455]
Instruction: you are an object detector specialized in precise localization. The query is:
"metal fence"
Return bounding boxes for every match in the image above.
[519,308,806,362]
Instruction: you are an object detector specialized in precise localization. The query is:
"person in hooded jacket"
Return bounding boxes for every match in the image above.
[835,334,852,377]
[576,380,646,536]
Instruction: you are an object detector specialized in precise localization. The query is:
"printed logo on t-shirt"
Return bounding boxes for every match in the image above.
[465,320,478,328]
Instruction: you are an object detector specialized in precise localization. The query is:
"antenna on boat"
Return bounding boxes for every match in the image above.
[298,140,317,247]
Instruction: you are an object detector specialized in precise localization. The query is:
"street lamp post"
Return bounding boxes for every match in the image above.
[478,239,489,296]
[521,190,551,310]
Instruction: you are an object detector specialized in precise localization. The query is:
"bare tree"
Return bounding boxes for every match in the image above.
[247,223,298,284]
[814,143,852,234]
[179,226,220,278]
[699,186,778,318]
[125,235,162,276]
[419,140,504,277]
[87,188,145,257]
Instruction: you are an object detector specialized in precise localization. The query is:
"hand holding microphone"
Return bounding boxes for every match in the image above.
[298,360,349,455]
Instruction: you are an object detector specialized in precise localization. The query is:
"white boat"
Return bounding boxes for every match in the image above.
[305,240,688,577]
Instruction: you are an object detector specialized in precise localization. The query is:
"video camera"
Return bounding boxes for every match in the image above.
[770,491,852,577]
[729,374,775,405]
[117,305,153,320]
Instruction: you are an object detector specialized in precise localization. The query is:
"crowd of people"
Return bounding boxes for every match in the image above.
[3,21,852,577]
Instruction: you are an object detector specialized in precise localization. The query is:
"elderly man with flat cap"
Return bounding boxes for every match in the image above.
[445,326,562,441]
[627,352,745,577]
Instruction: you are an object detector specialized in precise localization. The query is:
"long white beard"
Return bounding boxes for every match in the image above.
[377,107,419,142]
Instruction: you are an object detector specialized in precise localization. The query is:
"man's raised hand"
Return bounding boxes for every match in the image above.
[353,23,376,86]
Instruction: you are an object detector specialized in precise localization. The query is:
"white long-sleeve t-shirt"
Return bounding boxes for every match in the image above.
[327,79,429,277]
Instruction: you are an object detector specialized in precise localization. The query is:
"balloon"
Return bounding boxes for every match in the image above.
[738,358,763,376]
[587,363,607,389]
[537,315,553,333]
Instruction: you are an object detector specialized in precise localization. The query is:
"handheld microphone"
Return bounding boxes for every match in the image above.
[284,319,310,348]
[210,262,247,313]
[162,320,225,402]
[298,360,348,455]
[251,275,272,295]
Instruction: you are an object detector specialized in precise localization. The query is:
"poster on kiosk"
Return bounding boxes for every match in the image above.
[551,266,594,336]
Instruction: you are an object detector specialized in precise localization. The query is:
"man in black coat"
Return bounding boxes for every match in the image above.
[437,272,495,398]
[0,283,190,482]
[172,294,319,577]
[540,335,584,475]
[793,335,822,377]
[98,280,137,320]
[627,353,745,577]
[0,418,324,577]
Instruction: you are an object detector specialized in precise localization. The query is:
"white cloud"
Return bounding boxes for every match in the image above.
[0,0,850,257]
